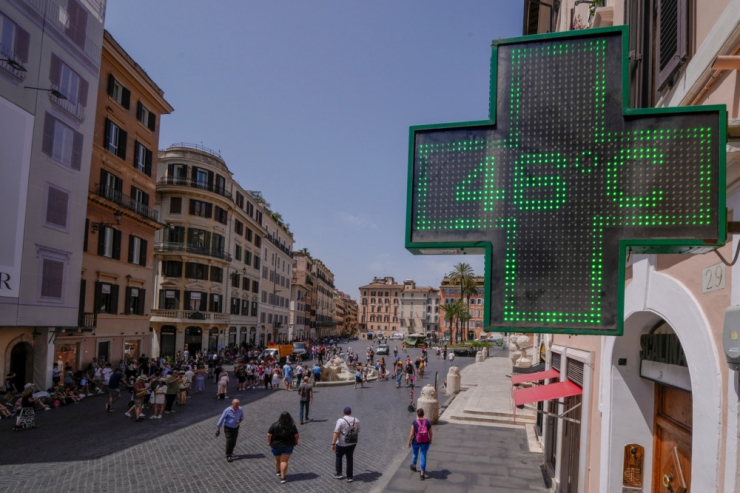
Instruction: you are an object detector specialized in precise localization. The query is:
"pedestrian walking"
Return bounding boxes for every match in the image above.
[164,371,181,414]
[267,411,299,484]
[404,357,415,387]
[216,399,244,462]
[297,376,313,424]
[354,364,364,389]
[394,359,404,388]
[332,406,360,482]
[194,366,206,393]
[407,408,433,480]
[132,375,148,422]
[217,369,229,399]
[312,362,322,386]
[448,350,455,366]
[283,362,293,391]
[151,379,166,419]
[106,368,126,412]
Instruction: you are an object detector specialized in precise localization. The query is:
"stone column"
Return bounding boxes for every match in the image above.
[482,347,488,359]
[417,384,439,424]
[446,366,460,396]
[475,351,484,363]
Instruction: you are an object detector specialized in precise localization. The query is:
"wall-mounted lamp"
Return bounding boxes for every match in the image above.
[1,57,26,72]
[91,211,122,233]
[25,86,66,99]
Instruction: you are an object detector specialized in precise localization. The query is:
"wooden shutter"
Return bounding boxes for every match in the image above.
[148,112,156,131]
[200,293,207,312]
[142,192,150,207]
[127,234,135,263]
[189,199,196,215]
[656,0,688,89]
[138,289,146,315]
[97,226,106,255]
[14,26,30,63]
[139,239,147,266]
[78,77,88,106]
[207,170,214,187]
[111,284,119,314]
[103,118,110,147]
[167,163,174,178]
[184,290,191,308]
[112,229,122,260]
[124,287,131,314]
[46,186,69,227]
[71,130,82,170]
[94,281,102,313]
[117,129,127,160]
[107,74,115,96]
[83,219,89,252]
[49,53,61,85]
[170,197,182,214]
[205,203,212,218]
[42,113,55,157]
[121,87,131,109]
[144,148,152,176]
[136,101,142,121]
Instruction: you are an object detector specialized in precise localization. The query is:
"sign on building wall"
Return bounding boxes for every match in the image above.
[0,97,34,298]
[405,26,726,335]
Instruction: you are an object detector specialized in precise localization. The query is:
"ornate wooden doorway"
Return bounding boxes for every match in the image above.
[652,384,691,493]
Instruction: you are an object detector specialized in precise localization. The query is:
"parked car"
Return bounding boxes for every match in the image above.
[453,347,476,357]
[376,344,389,355]
[292,342,308,360]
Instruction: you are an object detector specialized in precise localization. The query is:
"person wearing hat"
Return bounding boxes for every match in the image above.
[331,406,360,482]
[151,378,167,419]
[13,383,36,431]
[132,375,149,422]
[297,376,313,424]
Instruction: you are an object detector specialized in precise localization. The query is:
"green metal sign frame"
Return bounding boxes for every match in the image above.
[405,25,727,336]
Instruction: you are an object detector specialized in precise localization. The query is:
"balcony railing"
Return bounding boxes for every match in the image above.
[151,309,230,321]
[25,0,102,65]
[0,43,26,80]
[93,184,159,222]
[158,176,232,200]
[266,234,293,258]
[154,242,232,262]
[78,312,97,329]
[49,85,84,120]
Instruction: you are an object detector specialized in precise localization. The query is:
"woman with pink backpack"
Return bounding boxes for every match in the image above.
[406,408,433,480]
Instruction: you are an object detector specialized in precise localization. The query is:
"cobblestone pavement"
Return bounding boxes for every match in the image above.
[0,347,473,493]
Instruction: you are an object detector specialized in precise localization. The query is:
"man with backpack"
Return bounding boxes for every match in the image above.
[407,408,433,480]
[331,406,360,483]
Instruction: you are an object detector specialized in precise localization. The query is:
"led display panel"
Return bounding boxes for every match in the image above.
[406,27,726,335]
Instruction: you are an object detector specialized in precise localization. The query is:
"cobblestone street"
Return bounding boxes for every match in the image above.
[0,349,485,493]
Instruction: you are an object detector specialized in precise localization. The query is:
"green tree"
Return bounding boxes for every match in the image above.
[441,301,462,343]
[457,309,471,343]
[462,276,478,341]
[448,263,474,340]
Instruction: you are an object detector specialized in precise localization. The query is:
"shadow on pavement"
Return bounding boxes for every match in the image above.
[236,453,266,460]
[429,469,452,480]
[354,470,382,483]
[288,472,320,482]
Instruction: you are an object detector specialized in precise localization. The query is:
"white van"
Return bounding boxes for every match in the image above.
[390,333,405,340]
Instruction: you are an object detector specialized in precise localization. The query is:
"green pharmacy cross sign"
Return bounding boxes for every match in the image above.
[405,26,726,335]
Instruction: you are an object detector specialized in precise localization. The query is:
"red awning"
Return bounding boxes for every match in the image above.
[510,369,560,386]
[513,380,582,407]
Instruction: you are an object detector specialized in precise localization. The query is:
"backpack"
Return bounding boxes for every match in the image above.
[415,419,430,444]
[343,417,358,444]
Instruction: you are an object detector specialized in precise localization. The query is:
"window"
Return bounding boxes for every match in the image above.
[245,227,252,242]
[268,313,273,324]
[97,226,121,259]
[44,184,70,231]
[189,199,212,218]
[234,219,243,235]
[42,113,82,169]
[185,262,208,280]
[187,228,210,250]
[136,101,156,131]
[0,12,30,65]
[125,287,145,315]
[252,301,258,316]
[241,299,249,316]
[194,168,208,189]
[262,291,267,303]
[252,280,259,293]
[107,74,130,109]
[169,197,182,214]
[104,118,127,159]
[40,258,64,299]
[254,256,261,270]
[166,225,185,243]
[231,273,240,288]
[235,244,242,262]
[130,186,149,213]
[49,53,87,107]
[95,282,118,314]
[242,277,250,290]
[254,236,261,248]
[256,210,263,225]
[210,294,222,313]
[263,267,268,279]
[159,289,180,310]
[236,192,244,209]
[212,234,225,254]
[215,175,226,195]
[244,250,252,266]
[162,261,182,278]
[127,235,147,266]
[246,202,254,217]
[231,297,240,315]
[261,312,266,323]
[64,0,88,50]
[184,290,206,311]
[215,206,227,225]
[133,141,152,175]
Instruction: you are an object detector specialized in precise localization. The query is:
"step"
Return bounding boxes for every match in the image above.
[449,413,536,425]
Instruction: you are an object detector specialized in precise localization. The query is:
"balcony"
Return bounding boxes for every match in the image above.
[158,176,232,200]
[154,242,232,262]
[78,312,97,329]
[92,184,159,222]
[150,309,230,322]
[49,85,84,120]
[0,43,26,80]
[25,0,102,65]
[266,234,293,258]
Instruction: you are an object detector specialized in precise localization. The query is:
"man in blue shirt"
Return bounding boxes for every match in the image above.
[106,368,126,412]
[216,399,244,462]
[312,363,322,386]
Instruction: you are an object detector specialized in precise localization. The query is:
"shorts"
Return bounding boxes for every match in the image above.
[271,446,294,456]
[355,376,363,383]
[108,388,121,399]
[134,397,144,409]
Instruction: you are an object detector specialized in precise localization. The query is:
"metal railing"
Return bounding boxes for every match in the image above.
[151,309,230,321]
[167,142,222,158]
[93,184,159,222]
[49,85,84,120]
[154,242,232,262]
[157,176,232,200]
[25,0,102,64]
[78,312,97,329]
[266,234,293,258]
[0,42,26,80]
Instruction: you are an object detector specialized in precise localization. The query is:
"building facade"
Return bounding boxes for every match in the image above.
[523,1,740,492]
[150,143,264,356]
[334,291,358,337]
[289,276,309,340]
[0,0,105,390]
[258,208,293,344]
[439,276,484,342]
[311,258,336,338]
[358,276,402,338]
[399,280,436,335]
[76,30,172,371]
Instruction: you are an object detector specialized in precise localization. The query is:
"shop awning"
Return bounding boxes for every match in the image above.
[510,369,560,385]
[513,380,582,407]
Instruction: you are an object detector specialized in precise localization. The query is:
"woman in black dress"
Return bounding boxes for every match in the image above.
[267,411,299,484]
[13,383,37,431]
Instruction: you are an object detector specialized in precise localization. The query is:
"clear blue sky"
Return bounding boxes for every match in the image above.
[104,0,523,297]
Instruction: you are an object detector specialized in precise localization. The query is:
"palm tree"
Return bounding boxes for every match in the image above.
[462,276,478,341]
[457,309,472,343]
[441,301,461,343]
[448,263,474,340]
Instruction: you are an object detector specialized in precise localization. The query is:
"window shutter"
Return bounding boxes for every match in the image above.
[170,197,181,214]
[200,293,207,312]
[124,287,131,315]
[144,148,152,176]
[656,0,688,89]
[205,203,212,218]
[117,130,127,160]
[148,112,156,132]
[112,229,122,260]
[71,130,83,170]
[14,26,30,63]
[49,53,61,85]
[83,219,89,252]
[139,239,147,266]
[142,192,149,207]
[189,199,196,215]
[111,284,119,314]
[103,118,110,147]
[121,87,131,109]
[94,281,101,313]
[127,234,135,263]
[78,77,88,106]
[207,170,214,187]
[138,289,146,315]
[167,163,174,178]
[46,187,69,227]
[97,226,106,255]
[184,290,191,308]
[179,165,188,178]
[42,113,55,157]
[107,74,115,97]
[191,166,198,183]
[136,101,142,121]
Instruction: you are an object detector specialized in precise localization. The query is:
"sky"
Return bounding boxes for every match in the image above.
[104,0,523,297]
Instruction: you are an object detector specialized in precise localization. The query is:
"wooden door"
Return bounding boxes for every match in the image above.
[652,384,692,493]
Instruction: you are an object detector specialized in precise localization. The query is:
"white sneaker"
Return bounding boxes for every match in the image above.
[139,414,146,418]
[124,412,131,417]
[158,415,162,419]
[150,416,158,419]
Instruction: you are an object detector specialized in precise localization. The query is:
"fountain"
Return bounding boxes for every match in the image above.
[316,355,378,386]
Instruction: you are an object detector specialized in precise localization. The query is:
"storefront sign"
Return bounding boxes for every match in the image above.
[640,333,691,391]
[405,26,726,335]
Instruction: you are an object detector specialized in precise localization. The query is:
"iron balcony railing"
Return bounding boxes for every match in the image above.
[78,312,97,329]
[93,184,159,222]
[0,42,26,80]
[157,176,232,200]
[151,309,230,321]
[167,142,222,158]
[49,84,84,120]
[25,0,102,64]
[154,242,233,262]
